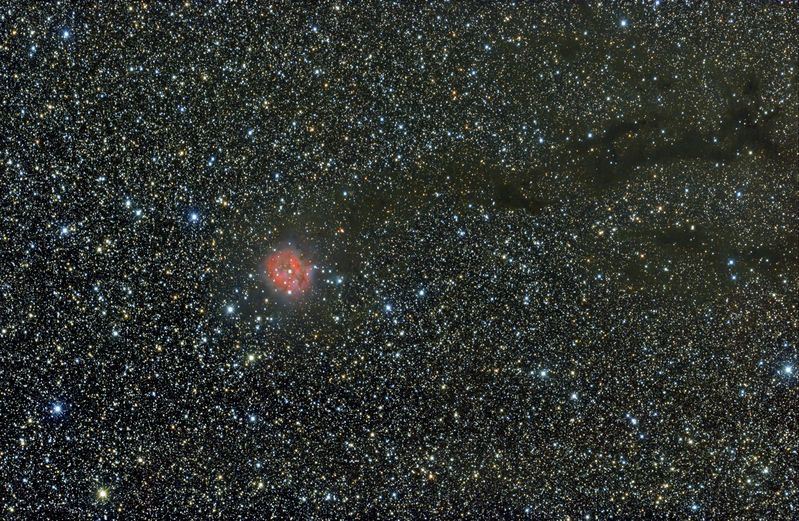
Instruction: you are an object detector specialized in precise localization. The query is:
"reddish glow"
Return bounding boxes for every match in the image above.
[265,248,312,296]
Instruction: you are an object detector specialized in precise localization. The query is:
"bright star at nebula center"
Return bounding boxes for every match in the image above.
[265,247,313,296]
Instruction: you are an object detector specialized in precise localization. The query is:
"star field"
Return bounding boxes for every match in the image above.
[2,1,797,519]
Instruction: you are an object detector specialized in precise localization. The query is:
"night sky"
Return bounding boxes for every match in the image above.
[2,1,798,519]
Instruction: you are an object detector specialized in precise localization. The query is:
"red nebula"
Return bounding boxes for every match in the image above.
[265,248,313,296]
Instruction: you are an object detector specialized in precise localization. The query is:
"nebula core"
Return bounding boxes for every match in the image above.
[265,248,313,296]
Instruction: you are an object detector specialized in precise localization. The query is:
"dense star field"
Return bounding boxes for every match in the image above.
[2,1,798,519]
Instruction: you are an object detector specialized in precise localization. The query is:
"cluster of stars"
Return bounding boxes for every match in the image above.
[1,1,796,518]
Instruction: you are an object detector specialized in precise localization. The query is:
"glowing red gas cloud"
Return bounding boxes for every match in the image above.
[265,248,313,296]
